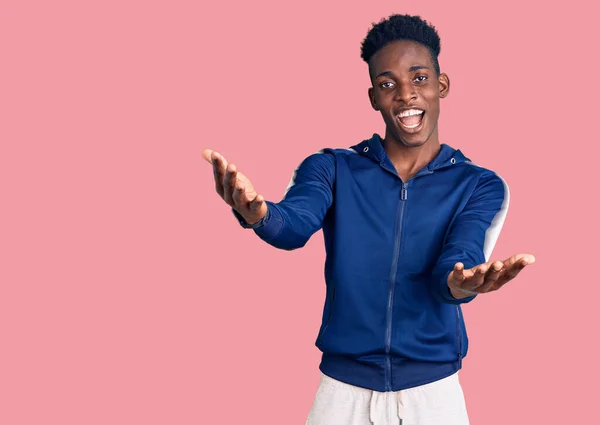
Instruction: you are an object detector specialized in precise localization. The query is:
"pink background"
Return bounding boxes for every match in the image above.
[1,0,598,423]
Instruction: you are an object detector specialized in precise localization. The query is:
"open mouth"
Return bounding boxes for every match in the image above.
[396,109,425,131]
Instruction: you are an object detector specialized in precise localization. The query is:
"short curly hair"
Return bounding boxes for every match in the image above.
[360,14,441,75]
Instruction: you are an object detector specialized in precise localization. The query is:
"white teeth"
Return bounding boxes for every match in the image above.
[398,109,424,118]
[402,122,420,129]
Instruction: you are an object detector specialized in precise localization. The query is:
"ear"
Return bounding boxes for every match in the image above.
[438,73,450,98]
[368,87,379,111]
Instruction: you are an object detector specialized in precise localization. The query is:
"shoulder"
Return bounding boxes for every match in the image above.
[445,145,509,201]
[462,161,508,193]
[454,161,510,208]
[444,145,507,191]
[294,146,359,168]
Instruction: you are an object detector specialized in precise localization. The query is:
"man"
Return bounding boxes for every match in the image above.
[202,14,534,425]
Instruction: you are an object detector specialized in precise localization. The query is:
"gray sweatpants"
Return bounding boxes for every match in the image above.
[305,372,470,425]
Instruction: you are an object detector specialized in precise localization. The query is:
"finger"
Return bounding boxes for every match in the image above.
[471,263,491,287]
[232,180,247,206]
[223,163,238,205]
[478,260,504,292]
[504,261,528,280]
[249,193,265,211]
[207,150,227,168]
[490,271,520,292]
[504,253,535,268]
[211,152,227,197]
[448,263,478,297]
[485,260,504,278]
[490,257,534,291]
[209,151,229,169]
[202,149,213,164]
[501,253,535,279]
[452,262,466,282]
[520,255,535,266]
[212,153,229,192]
[451,263,480,293]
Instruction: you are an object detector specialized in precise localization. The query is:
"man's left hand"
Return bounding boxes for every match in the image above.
[448,253,536,299]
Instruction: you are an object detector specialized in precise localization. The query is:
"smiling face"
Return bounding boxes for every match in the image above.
[368,40,450,148]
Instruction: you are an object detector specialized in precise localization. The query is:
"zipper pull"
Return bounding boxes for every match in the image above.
[401,183,408,200]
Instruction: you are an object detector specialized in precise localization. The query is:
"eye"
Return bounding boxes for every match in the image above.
[380,81,395,89]
[414,75,428,83]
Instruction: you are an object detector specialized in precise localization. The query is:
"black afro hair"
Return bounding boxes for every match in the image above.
[360,14,441,75]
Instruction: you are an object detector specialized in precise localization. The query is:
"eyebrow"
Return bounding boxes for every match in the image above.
[375,66,429,79]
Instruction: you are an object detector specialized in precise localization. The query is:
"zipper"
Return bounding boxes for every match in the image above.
[384,181,408,391]
[456,305,463,366]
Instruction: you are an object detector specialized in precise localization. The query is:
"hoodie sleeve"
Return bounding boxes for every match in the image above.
[233,150,336,250]
[430,171,510,304]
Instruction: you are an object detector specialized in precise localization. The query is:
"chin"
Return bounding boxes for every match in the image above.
[395,124,436,147]
[399,137,428,148]
[393,130,430,148]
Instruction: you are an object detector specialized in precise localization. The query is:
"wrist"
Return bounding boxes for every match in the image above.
[448,283,477,300]
[232,208,269,229]
[243,215,262,225]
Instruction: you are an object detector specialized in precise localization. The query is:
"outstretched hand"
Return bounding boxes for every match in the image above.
[448,253,536,299]
[202,149,268,225]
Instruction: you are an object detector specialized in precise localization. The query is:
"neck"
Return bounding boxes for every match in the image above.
[383,131,441,181]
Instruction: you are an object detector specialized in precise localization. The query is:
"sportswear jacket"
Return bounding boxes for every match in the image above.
[232,133,509,392]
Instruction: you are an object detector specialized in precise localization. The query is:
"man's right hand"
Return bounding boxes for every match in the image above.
[202,149,268,225]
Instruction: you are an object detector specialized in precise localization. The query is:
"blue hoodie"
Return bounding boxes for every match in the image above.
[232,133,509,392]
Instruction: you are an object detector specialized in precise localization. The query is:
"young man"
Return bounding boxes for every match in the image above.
[203,14,534,425]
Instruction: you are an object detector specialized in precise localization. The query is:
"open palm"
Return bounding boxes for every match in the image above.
[448,253,536,298]
[202,149,267,225]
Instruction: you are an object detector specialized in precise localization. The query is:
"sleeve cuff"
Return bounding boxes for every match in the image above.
[253,201,284,241]
[230,202,285,241]
[231,207,270,229]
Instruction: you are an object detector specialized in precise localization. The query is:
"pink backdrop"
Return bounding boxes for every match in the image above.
[2,0,598,423]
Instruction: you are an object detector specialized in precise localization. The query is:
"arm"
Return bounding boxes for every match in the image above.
[236,151,335,250]
[430,171,510,304]
[203,148,335,251]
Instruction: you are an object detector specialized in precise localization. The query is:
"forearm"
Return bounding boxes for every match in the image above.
[232,192,331,251]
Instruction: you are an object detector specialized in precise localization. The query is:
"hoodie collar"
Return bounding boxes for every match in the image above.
[350,133,469,174]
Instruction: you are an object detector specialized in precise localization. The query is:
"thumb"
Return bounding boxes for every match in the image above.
[202,149,214,164]
[249,194,265,211]
[451,262,465,281]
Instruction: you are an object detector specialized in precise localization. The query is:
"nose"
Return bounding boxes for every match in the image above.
[395,81,417,104]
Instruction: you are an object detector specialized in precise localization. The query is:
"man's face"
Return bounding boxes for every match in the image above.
[368,40,449,148]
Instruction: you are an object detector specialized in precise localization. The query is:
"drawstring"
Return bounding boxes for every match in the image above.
[397,390,405,420]
[369,390,405,424]
[369,391,385,423]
